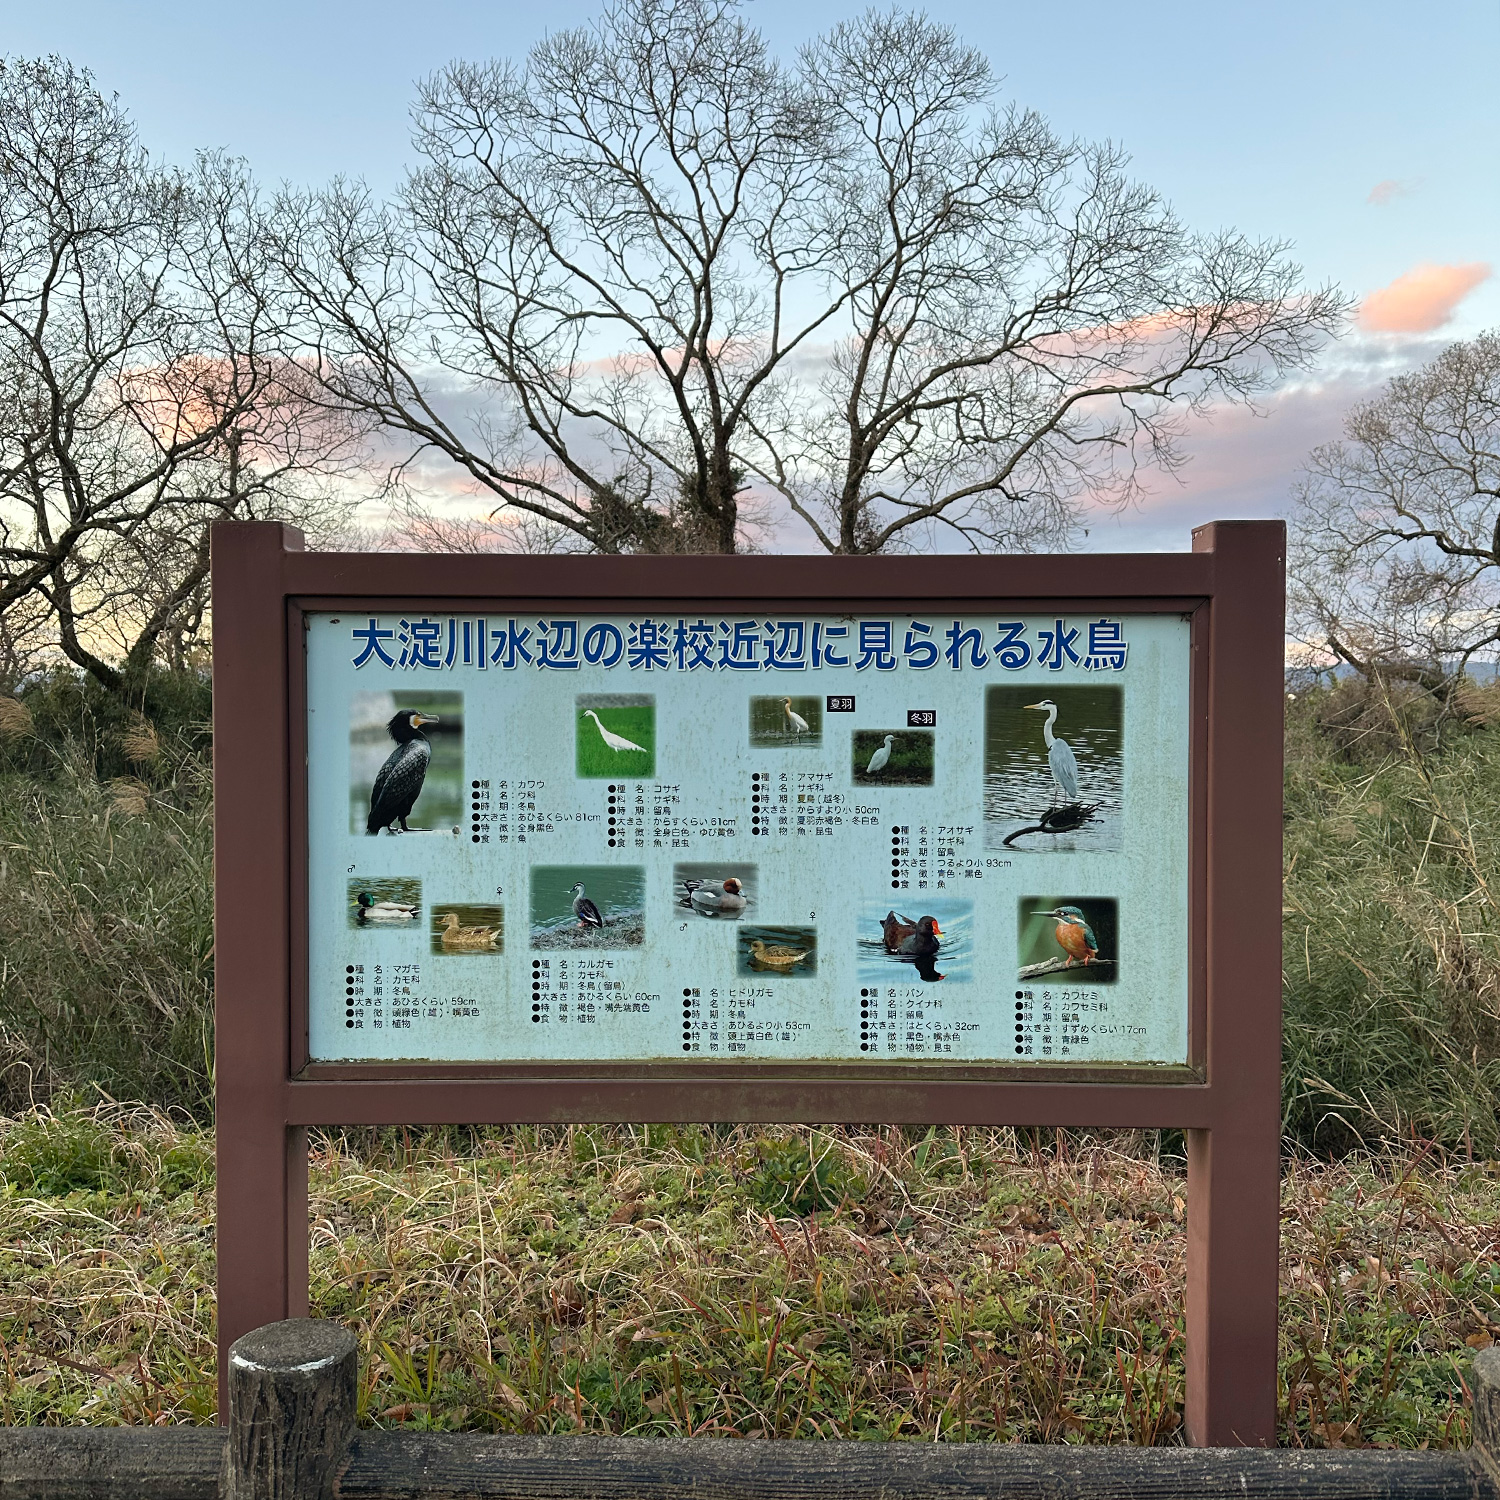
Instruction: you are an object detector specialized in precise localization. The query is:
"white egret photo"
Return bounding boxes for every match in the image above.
[576,694,655,779]
[984,686,1122,852]
[851,729,934,786]
[749,695,822,748]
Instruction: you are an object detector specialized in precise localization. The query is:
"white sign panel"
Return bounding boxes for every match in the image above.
[305,611,1191,1065]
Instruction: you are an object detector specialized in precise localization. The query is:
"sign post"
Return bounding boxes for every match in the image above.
[213,520,1283,1444]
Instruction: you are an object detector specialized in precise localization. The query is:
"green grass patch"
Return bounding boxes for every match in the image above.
[1,1110,1495,1444]
[576,702,655,779]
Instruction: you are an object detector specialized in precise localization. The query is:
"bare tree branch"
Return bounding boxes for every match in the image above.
[0,58,368,694]
[268,0,1345,556]
[1289,331,1500,695]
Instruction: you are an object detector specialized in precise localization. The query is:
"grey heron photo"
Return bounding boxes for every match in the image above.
[984,686,1122,852]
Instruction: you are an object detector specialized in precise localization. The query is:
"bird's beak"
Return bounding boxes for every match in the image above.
[1032,909,1061,917]
[1023,703,1044,711]
[413,713,439,726]
[931,921,943,936]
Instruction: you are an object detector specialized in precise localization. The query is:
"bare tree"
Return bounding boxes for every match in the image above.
[1289,331,1500,692]
[273,0,1344,556]
[0,58,365,697]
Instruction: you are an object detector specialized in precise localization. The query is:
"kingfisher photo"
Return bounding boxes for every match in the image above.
[349,690,464,836]
[1016,897,1118,983]
[984,686,1122,852]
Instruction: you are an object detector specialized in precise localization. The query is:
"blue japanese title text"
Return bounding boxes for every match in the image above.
[349,617,1130,674]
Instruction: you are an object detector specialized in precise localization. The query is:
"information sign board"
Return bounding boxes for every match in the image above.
[306,612,1191,1067]
[212,521,1284,1446]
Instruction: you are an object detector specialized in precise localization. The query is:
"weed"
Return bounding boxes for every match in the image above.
[0,1109,1495,1445]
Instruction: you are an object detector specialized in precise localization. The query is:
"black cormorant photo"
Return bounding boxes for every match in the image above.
[366,710,439,834]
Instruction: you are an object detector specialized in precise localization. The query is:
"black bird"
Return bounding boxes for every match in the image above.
[894,915,943,960]
[1002,801,1099,848]
[366,710,439,834]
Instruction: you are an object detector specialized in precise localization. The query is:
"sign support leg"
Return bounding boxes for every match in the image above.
[1185,521,1285,1446]
[212,520,307,1418]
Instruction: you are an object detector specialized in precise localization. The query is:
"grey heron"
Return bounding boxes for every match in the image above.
[1024,700,1079,803]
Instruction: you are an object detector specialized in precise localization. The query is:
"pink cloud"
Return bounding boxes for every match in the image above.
[1366,179,1416,206]
[1357,262,1491,333]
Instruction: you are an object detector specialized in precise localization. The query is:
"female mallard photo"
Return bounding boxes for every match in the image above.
[438,911,499,950]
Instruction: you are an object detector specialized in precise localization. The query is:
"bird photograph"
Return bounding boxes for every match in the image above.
[347,877,421,929]
[576,695,655,778]
[983,686,1121,852]
[739,925,817,976]
[431,905,503,954]
[1016,897,1118,982]
[674,863,755,919]
[529,865,645,949]
[858,900,973,983]
[748,695,822,748]
[851,728,935,786]
[349,691,463,836]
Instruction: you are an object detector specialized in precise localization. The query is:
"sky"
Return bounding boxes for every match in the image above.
[17,0,1499,552]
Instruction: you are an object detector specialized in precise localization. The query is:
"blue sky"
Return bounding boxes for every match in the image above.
[22,0,1500,550]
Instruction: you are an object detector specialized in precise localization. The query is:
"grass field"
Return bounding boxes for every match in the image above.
[1,1108,1495,1442]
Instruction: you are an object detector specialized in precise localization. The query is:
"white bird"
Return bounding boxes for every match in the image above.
[569,881,604,929]
[690,876,746,914]
[782,698,810,734]
[1024,699,1079,803]
[866,734,896,775]
[584,709,647,754]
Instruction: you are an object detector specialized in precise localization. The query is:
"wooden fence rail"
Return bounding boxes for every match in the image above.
[2,1322,1498,1500]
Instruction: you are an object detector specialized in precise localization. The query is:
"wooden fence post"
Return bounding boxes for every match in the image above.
[1476,1347,1500,1486]
[225,1319,356,1500]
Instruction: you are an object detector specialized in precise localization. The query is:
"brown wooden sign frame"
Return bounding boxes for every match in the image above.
[212,518,1284,1445]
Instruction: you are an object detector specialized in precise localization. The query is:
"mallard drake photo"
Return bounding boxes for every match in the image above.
[355,891,418,923]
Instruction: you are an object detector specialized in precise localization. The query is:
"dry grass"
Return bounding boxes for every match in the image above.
[1,1108,1496,1445]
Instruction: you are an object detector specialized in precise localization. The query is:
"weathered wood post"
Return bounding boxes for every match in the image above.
[1476,1347,1500,1487]
[225,1319,356,1500]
